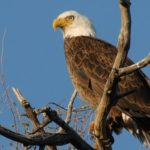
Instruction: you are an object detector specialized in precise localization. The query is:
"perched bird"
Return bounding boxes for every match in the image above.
[53,10,150,147]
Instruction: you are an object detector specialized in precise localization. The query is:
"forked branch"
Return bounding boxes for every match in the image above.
[12,87,56,150]
[9,88,93,150]
[94,0,131,150]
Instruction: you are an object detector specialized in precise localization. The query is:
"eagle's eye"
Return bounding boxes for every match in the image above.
[66,15,75,21]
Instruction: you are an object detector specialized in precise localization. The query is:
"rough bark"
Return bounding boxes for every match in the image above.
[94,0,131,149]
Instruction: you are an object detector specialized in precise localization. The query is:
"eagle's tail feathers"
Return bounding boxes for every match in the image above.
[122,113,150,148]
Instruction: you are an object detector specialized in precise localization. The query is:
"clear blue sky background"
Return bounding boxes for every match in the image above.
[0,0,150,150]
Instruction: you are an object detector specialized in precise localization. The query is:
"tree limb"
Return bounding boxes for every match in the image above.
[12,87,93,150]
[12,87,42,131]
[12,87,56,150]
[94,0,131,149]
[45,108,94,150]
[0,124,70,146]
[118,53,150,77]
[0,107,94,150]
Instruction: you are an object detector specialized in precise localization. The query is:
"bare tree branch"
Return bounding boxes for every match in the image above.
[118,53,150,77]
[12,87,56,150]
[58,89,77,133]
[0,29,21,150]
[11,87,93,150]
[44,108,94,150]
[12,87,43,131]
[94,0,131,149]
[65,89,77,124]
[0,124,70,146]
[0,107,94,150]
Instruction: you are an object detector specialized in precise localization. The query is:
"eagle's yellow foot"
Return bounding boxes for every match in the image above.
[101,137,114,147]
[93,143,99,150]
[89,121,114,149]
[89,121,95,133]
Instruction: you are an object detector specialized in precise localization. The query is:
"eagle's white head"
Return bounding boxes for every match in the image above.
[53,10,96,38]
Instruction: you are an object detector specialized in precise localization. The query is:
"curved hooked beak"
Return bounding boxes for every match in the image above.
[53,18,68,30]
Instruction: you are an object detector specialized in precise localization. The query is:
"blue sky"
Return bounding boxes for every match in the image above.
[0,0,150,149]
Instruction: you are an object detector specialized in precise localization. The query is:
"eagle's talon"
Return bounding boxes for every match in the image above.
[101,136,114,147]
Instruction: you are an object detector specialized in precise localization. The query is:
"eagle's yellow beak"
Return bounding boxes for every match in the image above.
[53,18,68,30]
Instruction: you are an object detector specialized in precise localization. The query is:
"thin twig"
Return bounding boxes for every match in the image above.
[0,29,20,139]
[65,89,77,124]
[58,89,77,133]
[0,28,7,71]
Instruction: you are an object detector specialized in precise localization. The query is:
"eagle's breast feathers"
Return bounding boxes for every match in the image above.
[64,36,150,112]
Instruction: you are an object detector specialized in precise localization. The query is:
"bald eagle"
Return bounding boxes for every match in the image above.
[53,10,150,147]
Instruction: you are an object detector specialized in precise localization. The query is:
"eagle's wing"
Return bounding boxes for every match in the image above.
[64,36,150,117]
[64,36,150,147]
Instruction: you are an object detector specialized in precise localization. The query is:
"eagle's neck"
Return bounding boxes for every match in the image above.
[63,26,96,38]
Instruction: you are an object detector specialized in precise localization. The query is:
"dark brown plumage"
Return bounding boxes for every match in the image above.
[64,36,150,146]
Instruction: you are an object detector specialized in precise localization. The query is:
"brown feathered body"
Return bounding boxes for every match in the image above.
[64,36,150,146]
